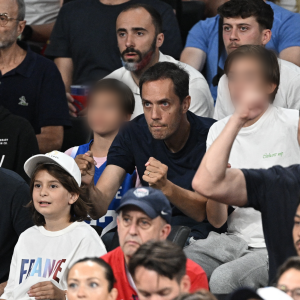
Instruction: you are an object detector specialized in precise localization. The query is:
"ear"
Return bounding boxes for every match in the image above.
[109,287,118,300]
[18,20,26,35]
[156,33,164,48]
[267,82,277,95]
[261,29,272,46]
[160,223,171,240]
[125,114,132,122]
[180,275,191,293]
[182,96,191,113]
[68,193,79,205]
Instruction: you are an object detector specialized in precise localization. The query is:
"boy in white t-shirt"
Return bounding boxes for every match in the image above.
[185,45,300,293]
[0,151,106,300]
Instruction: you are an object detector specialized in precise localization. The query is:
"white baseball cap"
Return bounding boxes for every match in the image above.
[24,151,81,187]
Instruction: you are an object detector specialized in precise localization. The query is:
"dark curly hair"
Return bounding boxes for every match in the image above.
[218,0,274,31]
[27,164,91,226]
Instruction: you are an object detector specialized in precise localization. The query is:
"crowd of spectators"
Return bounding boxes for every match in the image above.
[1,0,300,299]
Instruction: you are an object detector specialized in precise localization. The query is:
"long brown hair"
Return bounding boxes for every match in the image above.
[27,164,91,226]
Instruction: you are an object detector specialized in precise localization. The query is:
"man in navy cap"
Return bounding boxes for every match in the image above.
[101,187,208,300]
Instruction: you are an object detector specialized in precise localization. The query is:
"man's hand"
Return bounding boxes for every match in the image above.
[28,281,65,300]
[234,90,266,123]
[67,92,77,117]
[75,151,96,185]
[143,157,171,193]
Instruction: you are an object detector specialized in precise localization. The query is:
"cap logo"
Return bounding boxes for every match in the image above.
[133,188,149,198]
[47,151,59,159]
[161,211,168,215]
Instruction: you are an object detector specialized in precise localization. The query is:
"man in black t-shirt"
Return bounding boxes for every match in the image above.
[0,168,33,294]
[45,0,182,117]
[76,62,217,239]
[192,90,300,283]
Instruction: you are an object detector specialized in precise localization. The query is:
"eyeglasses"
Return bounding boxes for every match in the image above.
[277,285,300,300]
[0,13,21,27]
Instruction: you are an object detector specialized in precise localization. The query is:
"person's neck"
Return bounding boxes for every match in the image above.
[164,114,191,153]
[0,42,26,75]
[100,0,129,5]
[90,130,118,157]
[242,104,270,128]
[131,50,160,86]
[44,215,72,232]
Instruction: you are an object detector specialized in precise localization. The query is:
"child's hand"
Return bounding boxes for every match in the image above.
[75,151,97,186]
[28,281,66,299]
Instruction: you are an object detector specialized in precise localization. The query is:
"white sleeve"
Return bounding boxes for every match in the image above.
[188,77,214,118]
[286,74,300,110]
[214,75,234,120]
[206,125,216,151]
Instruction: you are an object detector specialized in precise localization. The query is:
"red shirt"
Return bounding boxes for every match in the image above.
[101,247,209,300]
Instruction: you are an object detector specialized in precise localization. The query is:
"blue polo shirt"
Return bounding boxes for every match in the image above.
[0,42,71,134]
[185,1,300,100]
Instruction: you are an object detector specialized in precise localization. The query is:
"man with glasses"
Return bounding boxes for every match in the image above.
[0,0,70,153]
[101,187,208,300]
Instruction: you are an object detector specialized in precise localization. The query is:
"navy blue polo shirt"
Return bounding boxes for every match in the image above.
[0,42,70,134]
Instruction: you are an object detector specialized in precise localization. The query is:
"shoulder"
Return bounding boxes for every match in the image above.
[59,0,89,14]
[191,15,219,33]
[73,222,100,238]
[279,59,300,78]
[101,246,121,263]
[19,226,38,240]
[186,258,206,276]
[33,53,61,75]
[106,67,127,80]
[189,112,216,131]
[274,106,299,121]
[0,168,28,187]
[269,1,300,22]
[209,116,230,135]
[139,0,173,14]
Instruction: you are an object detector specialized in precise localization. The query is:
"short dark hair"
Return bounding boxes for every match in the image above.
[128,240,187,284]
[139,62,190,104]
[120,3,163,35]
[27,164,90,226]
[218,0,274,30]
[68,257,116,292]
[174,291,218,300]
[88,78,135,115]
[224,45,280,102]
[276,257,300,284]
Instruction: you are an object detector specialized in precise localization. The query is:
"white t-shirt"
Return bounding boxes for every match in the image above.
[25,0,61,25]
[277,0,297,11]
[207,105,300,247]
[1,222,106,300]
[106,52,214,119]
[214,58,300,120]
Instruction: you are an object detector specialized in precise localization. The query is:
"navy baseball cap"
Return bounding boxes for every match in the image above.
[116,187,172,224]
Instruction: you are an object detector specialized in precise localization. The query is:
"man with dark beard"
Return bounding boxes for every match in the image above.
[0,0,70,154]
[106,4,214,119]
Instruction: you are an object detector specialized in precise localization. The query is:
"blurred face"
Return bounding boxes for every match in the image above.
[87,91,129,135]
[133,267,190,300]
[117,206,171,263]
[223,16,271,54]
[227,56,275,107]
[0,0,26,49]
[142,79,190,140]
[67,261,118,300]
[277,268,300,300]
[293,204,300,256]
[32,170,78,222]
[116,8,164,72]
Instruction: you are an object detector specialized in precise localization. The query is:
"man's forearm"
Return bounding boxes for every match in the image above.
[30,22,55,43]
[36,126,63,154]
[163,180,207,222]
[206,200,228,228]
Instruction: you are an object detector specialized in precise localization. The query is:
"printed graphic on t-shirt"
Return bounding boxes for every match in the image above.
[263,152,284,159]
[19,258,66,284]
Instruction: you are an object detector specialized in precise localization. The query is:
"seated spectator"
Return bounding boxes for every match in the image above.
[0,105,39,182]
[22,0,63,47]
[66,79,137,237]
[67,257,118,300]
[180,0,300,100]
[174,290,217,300]
[76,62,218,240]
[106,4,214,119]
[185,45,300,293]
[0,168,33,295]
[101,187,208,300]
[0,151,106,300]
[191,83,300,285]
[276,257,300,300]
[128,240,195,300]
[45,0,182,113]
[274,0,299,12]
[0,0,70,153]
[213,0,300,120]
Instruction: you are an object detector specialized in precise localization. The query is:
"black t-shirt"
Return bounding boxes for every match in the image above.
[45,0,183,85]
[0,42,71,134]
[107,111,216,218]
[0,168,33,283]
[0,106,39,182]
[242,165,300,283]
